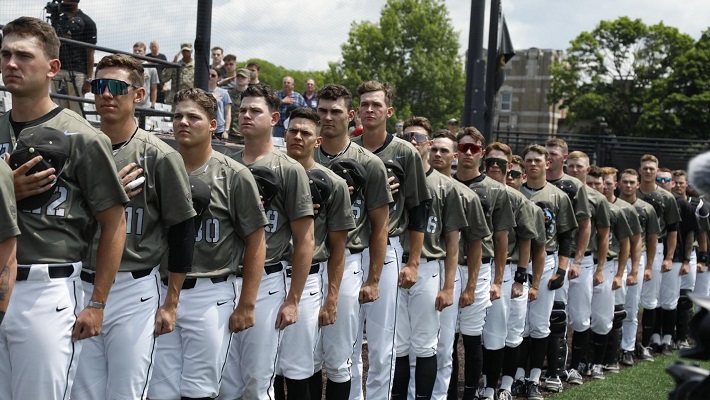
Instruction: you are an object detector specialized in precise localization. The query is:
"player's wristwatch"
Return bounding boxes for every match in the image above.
[87,300,106,310]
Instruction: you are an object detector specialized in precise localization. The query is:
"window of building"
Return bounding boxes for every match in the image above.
[500,92,512,112]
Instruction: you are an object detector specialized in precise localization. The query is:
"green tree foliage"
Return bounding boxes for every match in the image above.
[241,58,327,95]
[326,0,465,130]
[549,17,697,137]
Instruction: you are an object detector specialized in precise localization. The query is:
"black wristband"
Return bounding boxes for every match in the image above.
[556,267,567,277]
[514,267,527,284]
[699,252,709,264]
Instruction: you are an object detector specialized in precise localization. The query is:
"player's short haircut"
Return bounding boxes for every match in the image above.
[403,116,432,136]
[133,41,146,50]
[658,167,672,174]
[2,16,60,59]
[640,154,659,165]
[96,54,145,86]
[511,154,524,169]
[211,46,223,54]
[289,107,320,127]
[432,130,457,151]
[357,81,395,107]
[601,166,619,181]
[223,54,236,62]
[621,168,640,180]
[485,142,512,159]
[567,151,589,161]
[522,144,548,160]
[318,84,353,110]
[246,61,260,71]
[546,138,569,153]
[456,126,485,147]
[673,170,688,179]
[242,83,280,113]
[175,88,218,121]
[587,165,604,179]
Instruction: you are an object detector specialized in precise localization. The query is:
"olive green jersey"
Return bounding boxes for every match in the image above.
[454,174,516,259]
[185,151,267,277]
[637,186,681,240]
[0,108,128,264]
[352,135,430,237]
[314,141,393,251]
[232,149,314,265]
[520,183,578,253]
[310,164,356,263]
[403,168,467,259]
[85,129,196,272]
[629,198,661,251]
[451,180,491,265]
[585,189,612,254]
[607,201,633,259]
[506,187,544,263]
[614,197,642,237]
[548,174,592,255]
[0,162,20,242]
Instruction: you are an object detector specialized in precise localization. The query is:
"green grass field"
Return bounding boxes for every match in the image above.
[549,355,710,400]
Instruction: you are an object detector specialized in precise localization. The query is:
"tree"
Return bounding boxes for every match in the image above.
[326,0,465,129]
[548,17,695,137]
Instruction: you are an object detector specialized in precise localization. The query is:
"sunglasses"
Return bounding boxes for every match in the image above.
[484,157,508,170]
[507,170,522,179]
[209,74,218,77]
[656,177,672,183]
[404,132,429,143]
[90,79,139,96]
[457,142,481,154]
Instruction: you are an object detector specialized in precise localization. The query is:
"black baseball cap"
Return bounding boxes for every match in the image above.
[307,169,333,212]
[330,158,366,203]
[249,166,280,209]
[10,126,70,210]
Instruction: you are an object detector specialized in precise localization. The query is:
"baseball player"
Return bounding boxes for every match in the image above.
[351,81,431,400]
[585,167,631,379]
[543,139,592,391]
[313,84,392,399]
[480,143,546,400]
[0,162,19,329]
[514,144,577,400]
[562,152,611,383]
[428,130,490,400]
[72,55,196,400]
[671,170,709,348]
[655,167,697,355]
[452,128,515,400]
[600,167,643,372]
[389,117,466,399]
[0,17,128,400]
[276,107,355,399]
[220,83,315,400]
[636,154,681,359]
[148,88,268,399]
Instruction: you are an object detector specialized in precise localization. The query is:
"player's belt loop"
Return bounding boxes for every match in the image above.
[481,257,492,265]
[658,238,664,244]
[16,263,76,281]
[546,250,555,256]
[309,263,320,274]
[584,251,593,257]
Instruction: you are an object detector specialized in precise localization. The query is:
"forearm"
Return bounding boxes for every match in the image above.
[630,233,641,274]
[617,238,630,277]
[287,219,315,304]
[225,109,231,133]
[575,218,591,261]
[407,230,424,267]
[517,239,531,270]
[699,231,708,253]
[366,206,389,284]
[239,230,266,310]
[596,227,610,274]
[163,272,185,310]
[465,239,482,290]
[443,231,459,290]
[685,231,694,260]
[325,231,348,301]
[92,206,126,303]
[531,244,545,289]
[665,231,678,261]
[0,238,17,315]
[493,230,508,285]
[646,235,657,270]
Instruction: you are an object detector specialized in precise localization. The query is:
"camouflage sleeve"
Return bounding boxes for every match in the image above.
[0,162,20,242]
[327,177,356,232]
[558,194,579,234]
[403,146,431,209]
[156,151,197,226]
[461,190,491,241]
[363,157,393,210]
[516,199,540,241]
[232,168,269,237]
[574,184,592,221]
[492,185,516,232]
[443,185,468,234]
[624,206,642,236]
[284,163,315,221]
[77,133,129,214]
[595,199,612,228]
[615,210,633,240]
[647,206,661,236]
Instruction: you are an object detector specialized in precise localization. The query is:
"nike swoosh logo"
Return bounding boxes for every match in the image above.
[56,306,69,312]
[432,274,439,278]
[353,270,361,275]
[269,290,279,295]
[217,301,228,306]
[503,278,511,283]
[384,260,395,266]
[310,291,319,296]
[140,296,153,302]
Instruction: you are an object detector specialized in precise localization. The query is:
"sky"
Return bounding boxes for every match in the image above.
[2,1,709,71]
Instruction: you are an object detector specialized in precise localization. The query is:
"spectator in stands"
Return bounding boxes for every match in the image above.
[208,68,232,140]
[211,46,226,78]
[218,54,237,90]
[274,76,306,137]
[132,42,159,109]
[447,118,459,133]
[147,40,168,103]
[52,0,97,115]
[303,78,317,110]
[227,68,251,144]
[162,42,194,104]
[395,119,404,137]
[246,61,261,84]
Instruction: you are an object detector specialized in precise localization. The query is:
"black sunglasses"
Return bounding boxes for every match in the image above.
[507,170,522,179]
[485,157,508,170]
[656,177,672,183]
[90,78,139,96]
